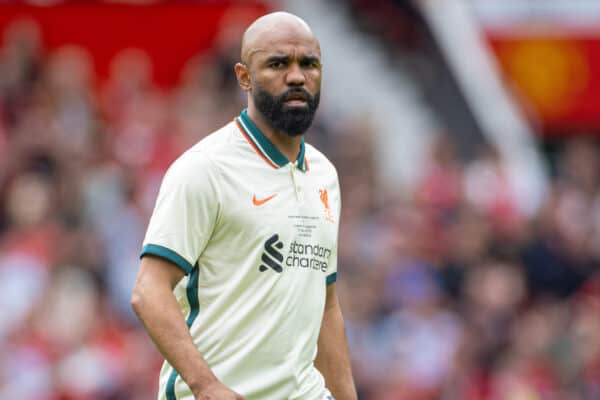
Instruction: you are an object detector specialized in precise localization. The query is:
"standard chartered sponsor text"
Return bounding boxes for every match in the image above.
[286,240,332,272]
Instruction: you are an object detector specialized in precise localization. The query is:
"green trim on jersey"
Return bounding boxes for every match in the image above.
[166,264,200,400]
[326,272,337,286]
[296,138,307,171]
[238,109,307,172]
[140,244,193,274]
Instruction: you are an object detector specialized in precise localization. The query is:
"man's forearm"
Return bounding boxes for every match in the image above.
[315,286,357,400]
[131,266,217,395]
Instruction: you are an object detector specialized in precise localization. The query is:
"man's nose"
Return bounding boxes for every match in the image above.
[285,63,305,86]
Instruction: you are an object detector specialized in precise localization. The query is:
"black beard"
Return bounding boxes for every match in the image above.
[252,84,320,137]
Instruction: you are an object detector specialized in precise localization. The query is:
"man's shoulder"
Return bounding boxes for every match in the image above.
[167,121,238,178]
[305,142,338,177]
[188,120,238,155]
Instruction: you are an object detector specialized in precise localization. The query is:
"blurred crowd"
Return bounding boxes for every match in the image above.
[1,14,600,400]
[340,133,600,399]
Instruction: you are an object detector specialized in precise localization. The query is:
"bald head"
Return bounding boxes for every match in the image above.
[241,12,319,65]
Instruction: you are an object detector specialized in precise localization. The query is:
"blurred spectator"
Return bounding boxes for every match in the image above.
[464,144,522,235]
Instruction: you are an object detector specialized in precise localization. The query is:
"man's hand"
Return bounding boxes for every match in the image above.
[194,381,245,399]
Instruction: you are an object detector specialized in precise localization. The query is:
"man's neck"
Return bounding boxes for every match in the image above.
[246,106,303,164]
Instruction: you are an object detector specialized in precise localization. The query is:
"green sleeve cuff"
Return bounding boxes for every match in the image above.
[140,244,193,274]
[326,272,337,286]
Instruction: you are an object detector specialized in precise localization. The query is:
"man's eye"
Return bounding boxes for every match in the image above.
[270,61,285,68]
[301,60,321,68]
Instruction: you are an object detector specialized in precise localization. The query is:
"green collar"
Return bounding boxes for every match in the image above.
[236,109,308,172]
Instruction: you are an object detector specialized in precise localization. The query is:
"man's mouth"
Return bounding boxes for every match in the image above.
[285,99,307,106]
[284,92,308,106]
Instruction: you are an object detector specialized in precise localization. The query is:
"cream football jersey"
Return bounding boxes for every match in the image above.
[141,109,340,400]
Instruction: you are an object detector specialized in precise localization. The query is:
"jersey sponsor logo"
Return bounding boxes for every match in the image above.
[286,240,330,272]
[319,188,334,222]
[259,234,332,274]
[252,193,277,206]
[259,234,284,272]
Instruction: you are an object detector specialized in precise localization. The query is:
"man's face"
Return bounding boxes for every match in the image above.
[247,32,322,136]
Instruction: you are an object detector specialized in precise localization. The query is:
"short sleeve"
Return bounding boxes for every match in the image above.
[326,178,341,286]
[140,152,220,274]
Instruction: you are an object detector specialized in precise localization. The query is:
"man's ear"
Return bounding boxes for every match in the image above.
[234,62,252,92]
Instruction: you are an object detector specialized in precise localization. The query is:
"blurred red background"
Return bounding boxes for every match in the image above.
[0,1,267,87]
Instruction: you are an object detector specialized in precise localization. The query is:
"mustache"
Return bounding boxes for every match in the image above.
[280,87,312,102]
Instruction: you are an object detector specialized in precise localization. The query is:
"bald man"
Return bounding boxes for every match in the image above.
[132,12,356,400]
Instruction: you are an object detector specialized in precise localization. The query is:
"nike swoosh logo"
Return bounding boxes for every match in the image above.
[252,194,277,206]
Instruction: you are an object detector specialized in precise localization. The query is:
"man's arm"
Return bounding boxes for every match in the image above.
[131,255,243,400]
[315,283,358,400]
